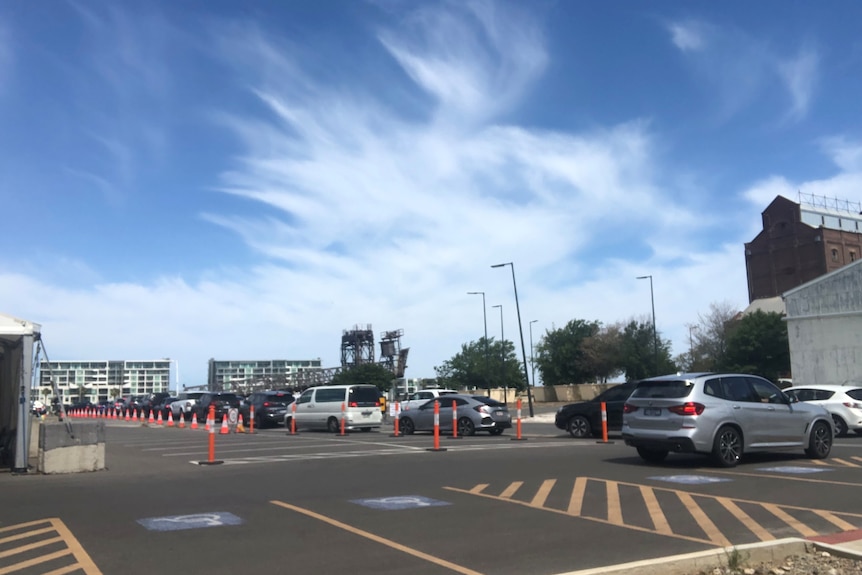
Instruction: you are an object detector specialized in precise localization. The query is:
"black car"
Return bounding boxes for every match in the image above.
[142,392,172,418]
[554,382,638,438]
[241,390,295,428]
[194,392,241,423]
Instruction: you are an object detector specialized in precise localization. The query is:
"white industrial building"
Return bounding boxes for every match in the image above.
[784,258,862,386]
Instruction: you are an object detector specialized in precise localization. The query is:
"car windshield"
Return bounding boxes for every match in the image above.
[630,380,694,399]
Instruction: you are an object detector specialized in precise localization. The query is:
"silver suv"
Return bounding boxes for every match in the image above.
[622,372,834,467]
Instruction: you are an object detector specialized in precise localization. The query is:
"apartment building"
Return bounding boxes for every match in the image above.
[38,359,171,405]
[207,358,323,391]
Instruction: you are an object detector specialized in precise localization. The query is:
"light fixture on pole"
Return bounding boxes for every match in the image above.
[492,304,506,405]
[636,275,658,376]
[529,320,538,389]
[491,262,534,417]
[468,291,491,396]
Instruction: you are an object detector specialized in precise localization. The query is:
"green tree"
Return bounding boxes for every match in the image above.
[534,319,601,386]
[435,337,522,391]
[720,310,789,383]
[580,323,624,383]
[330,363,395,391]
[620,320,676,381]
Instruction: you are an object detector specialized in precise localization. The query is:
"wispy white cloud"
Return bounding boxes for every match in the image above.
[666,19,819,123]
[779,46,819,122]
[668,20,706,53]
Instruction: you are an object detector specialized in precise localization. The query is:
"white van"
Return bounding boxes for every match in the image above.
[289,384,383,432]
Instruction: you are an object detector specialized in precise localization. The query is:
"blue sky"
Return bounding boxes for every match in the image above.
[3,1,862,388]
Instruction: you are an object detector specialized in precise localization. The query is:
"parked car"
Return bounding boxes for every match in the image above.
[622,372,834,467]
[142,392,172,417]
[783,384,862,437]
[154,396,180,420]
[193,392,241,423]
[290,384,383,432]
[555,382,638,438]
[242,390,295,428]
[398,394,511,436]
[400,388,458,412]
[169,391,206,421]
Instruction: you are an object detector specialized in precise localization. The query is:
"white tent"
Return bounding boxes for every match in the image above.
[0,312,41,472]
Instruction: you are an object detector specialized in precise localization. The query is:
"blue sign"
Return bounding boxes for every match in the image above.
[649,475,732,485]
[137,512,244,532]
[756,466,831,474]
[351,496,451,510]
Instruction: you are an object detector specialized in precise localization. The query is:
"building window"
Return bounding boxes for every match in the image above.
[832,248,839,262]
[852,251,857,262]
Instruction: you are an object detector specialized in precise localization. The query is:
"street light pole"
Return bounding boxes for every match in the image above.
[492,304,506,405]
[529,320,538,389]
[492,262,534,417]
[468,291,491,396]
[636,275,658,376]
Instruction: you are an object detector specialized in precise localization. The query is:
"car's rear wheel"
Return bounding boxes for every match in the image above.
[805,420,833,459]
[832,415,848,437]
[400,417,415,435]
[713,425,742,467]
[327,417,340,433]
[457,417,476,437]
[567,415,591,438]
[636,447,668,463]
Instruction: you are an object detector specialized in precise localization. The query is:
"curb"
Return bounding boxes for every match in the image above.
[551,538,811,575]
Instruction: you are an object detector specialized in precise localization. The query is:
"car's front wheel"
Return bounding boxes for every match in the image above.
[713,425,742,467]
[400,417,415,435]
[567,415,591,438]
[636,447,668,463]
[805,420,833,459]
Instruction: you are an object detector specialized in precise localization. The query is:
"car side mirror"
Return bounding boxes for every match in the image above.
[783,392,797,404]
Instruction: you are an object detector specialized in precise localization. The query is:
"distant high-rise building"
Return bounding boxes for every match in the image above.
[38,359,171,405]
[745,194,862,303]
[207,358,323,391]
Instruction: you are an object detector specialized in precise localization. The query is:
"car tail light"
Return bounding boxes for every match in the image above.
[843,402,862,409]
[473,405,492,415]
[349,401,358,407]
[667,402,705,416]
[263,402,272,407]
[623,403,639,413]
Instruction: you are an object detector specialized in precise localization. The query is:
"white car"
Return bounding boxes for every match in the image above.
[169,391,206,421]
[783,384,862,437]
[399,389,458,412]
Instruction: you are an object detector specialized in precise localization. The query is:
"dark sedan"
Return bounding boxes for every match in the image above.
[194,392,241,423]
[554,382,638,438]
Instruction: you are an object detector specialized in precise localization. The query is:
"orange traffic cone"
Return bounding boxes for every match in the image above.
[157,411,164,425]
[236,414,245,433]
[125,409,130,421]
[167,411,174,427]
[177,413,185,429]
[190,413,199,430]
[220,416,230,435]
[132,409,138,422]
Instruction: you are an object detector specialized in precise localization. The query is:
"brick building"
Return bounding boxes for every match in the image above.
[745,194,862,303]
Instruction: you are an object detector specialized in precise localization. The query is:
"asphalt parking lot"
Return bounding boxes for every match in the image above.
[3,412,862,575]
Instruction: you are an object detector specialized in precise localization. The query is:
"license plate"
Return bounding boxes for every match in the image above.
[494,411,503,416]
[644,407,662,416]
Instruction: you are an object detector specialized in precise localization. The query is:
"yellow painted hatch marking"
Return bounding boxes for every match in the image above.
[447,476,862,548]
[499,481,523,499]
[761,503,819,538]
[639,485,672,535]
[530,479,556,508]
[567,477,587,516]
[271,500,484,575]
[0,518,102,575]
[715,497,774,542]
[605,481,622,525]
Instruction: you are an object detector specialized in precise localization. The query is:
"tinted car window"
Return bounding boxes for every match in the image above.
[348,386,380,406]
[597,385,634,402]
[722,377,756,402]
[847,389,862,401]
[297,390,313,404]
[703,378,724,399]
[748,378,783,403]
[316,389,346,403]
[472,397,505,407]
[630,380,694,399]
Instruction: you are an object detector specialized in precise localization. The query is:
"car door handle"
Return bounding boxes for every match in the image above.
[767,407,776,411]
[732,405,741,409]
